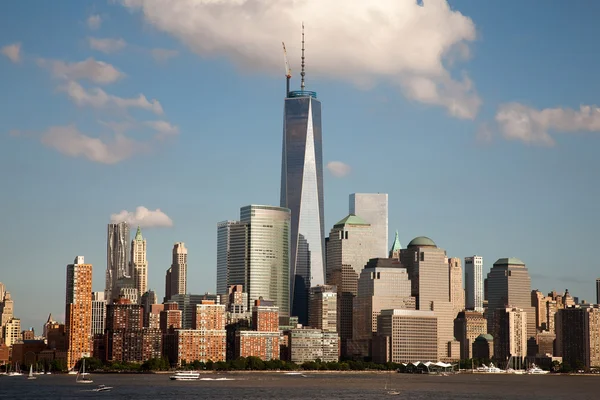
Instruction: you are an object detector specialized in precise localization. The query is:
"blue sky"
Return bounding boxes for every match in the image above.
[1,0,600,331]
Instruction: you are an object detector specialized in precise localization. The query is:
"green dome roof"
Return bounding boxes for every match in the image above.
[334,214,369,227]
[475,334,493,341]
[407,236,437,248]
[493,257,525,266]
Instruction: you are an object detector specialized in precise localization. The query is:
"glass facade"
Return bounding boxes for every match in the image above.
[280,94,325,324]
[216,221,237,295]
[106,222,130,304]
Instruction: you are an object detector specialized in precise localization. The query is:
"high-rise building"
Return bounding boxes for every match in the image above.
[349,193,388,258]
[141,290,157,327]
[216,221,237,295]
[400,237,460,361]
[448,257,464,318]
[493,307,528,363]
[106,222,130,304]
[0,286,14,328]
[557,305,600,369]
[454,310,487,359]
[131,226,148,299]
[596,279,600,305]
[170,294,218,329]
[164,268,172,303]
[486,258,536,339]
[228,205,291,316]
[465,256,484,312]
[308,285,337,333]
[325,214,379,355]
[91,292,106,336]
[65,256,93,369]
[280,31,325,325]
[169,243,187,299]
[3,318,21,347]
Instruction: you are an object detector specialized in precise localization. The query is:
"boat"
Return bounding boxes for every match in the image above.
[76,359,93,384]
[475,362,505,373]
[169,371,200,381]
[384,370,400,395]
[27,365,37,380]
[92,384,113,392]
[527,364,549,375]
[7,363,23,376]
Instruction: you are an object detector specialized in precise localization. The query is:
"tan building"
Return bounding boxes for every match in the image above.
[0,287,14,329]
[556,305,600,369]
[167,242,187,300]
[3,318,21,347]
[448,257,465,318]
[454,310,487,359]
[373,309,438,363]
[172,329,226,365]
[493,307,527,363]
[400,237,460,361]
[65,256,93,370]
[308,285,337,333]
[131,227,148,299]
[352,258,415,358]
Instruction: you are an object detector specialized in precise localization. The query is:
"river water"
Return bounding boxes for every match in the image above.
[0,372,597,399]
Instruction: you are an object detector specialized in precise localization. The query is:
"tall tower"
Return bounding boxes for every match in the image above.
[65,256,93,369]
[280,25,325,324]
[106,222,130,303]
[349,193,388,258]
[91,292,106,336]
[131,226,148,299]
[465,256,484,312]
[448,257,465,317]
[170,243,188,298]
[216,221,237,295]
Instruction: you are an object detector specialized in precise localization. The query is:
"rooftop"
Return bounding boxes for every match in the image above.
[475,333,494,341]
[407,236,437,248]
[493,257,526,266]
[288,90,317,99]
[334,214,369,227]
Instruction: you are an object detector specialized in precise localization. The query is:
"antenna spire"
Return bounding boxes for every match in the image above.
[300,23,305,91]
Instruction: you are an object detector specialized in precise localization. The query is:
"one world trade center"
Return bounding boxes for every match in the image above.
[280,26,325,324]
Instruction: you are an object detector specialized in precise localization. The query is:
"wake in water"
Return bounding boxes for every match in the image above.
[200,377,236,381]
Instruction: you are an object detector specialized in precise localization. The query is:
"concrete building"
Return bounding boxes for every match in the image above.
[454,310,487,360]
[216,221,237,295]
[0,286,14,327]
[234,299,281,361]
[65,256,93,369]
[353,258,415,358]
[465,256,484,312]
[486,258,536,340]
[400,237,460,361]
[252,298,279,332]
[140,290,157,327]
[448,257,465,318]
[493,307,528,363]
[91,292,106,336]
[373,309,438,363]
[169,242,188,300]
[118,287,138,305]
[325,214,379,355]
[193,300,226,331]
[556,305,600,370]
[106,222,130,304]
[285,328,339,363]
[131,226,148,299]
[597,279,600,305]
[349,193,388,258]
[171,329,226,365]
[105,328,162,363]
[472,334,494,360]
[3,318,21,347]
[308,285,337,333]
[171,294,219,329]
[159,302,182,333]
[226,285,248,314]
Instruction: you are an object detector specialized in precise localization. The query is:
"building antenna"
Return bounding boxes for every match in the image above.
[300,22,305,91]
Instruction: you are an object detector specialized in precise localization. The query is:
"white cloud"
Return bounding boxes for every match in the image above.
[88,37,126,54]
[38,124,147,164]
[110,206,173,228]
[1,42,21,63]
[495,103,600,146]
[38,57,124,84]
[145,120,179,137]
[87,14,102,30]
[62,80,164,114]
[151,48,179,62]
[120,0,480,119]
[326,161,351,178]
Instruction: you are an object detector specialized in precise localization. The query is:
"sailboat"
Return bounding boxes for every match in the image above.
[7,362,23,376]
[76,359,93,384]
[27,365,37,380]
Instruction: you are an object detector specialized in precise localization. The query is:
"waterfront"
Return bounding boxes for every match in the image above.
[0,372,598,399]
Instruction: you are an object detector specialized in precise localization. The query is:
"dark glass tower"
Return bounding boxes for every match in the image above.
[280,90,325,324]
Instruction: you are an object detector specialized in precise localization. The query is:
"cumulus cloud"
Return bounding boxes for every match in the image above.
[151,48,179,62]
[38,57,124,84]
[495,103,600,146]
[87,14,102,30]
[62,80,164,114]
[326,161,351,178]
[1,42,21,63]
[119,0,481,119]
[88,37,126,54]
[145,120,179,137]
[110,206,173,228]
[37,124,147,164]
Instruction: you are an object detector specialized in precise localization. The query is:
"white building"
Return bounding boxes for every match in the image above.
[131,227,148,299]
[91,292,106,336]
[465,256,484,312]
[349,193,388,258]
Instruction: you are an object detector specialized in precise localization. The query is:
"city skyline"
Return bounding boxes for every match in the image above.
[2,1,600,332]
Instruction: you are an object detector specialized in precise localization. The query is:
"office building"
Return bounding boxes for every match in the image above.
[166,242,187,301]
[448,257,464,317]
[308,285,337,333]
[349,193,388,258]
[2,318,21,347]
[486,258,535,339]
[106,222,130,304]
[216,221,237,295]
[465,256,484,312]
[131,226,148,299]
[493,307,528,363]
[285,328,339,363]
[597,279,600,305]
[91,292,106,336]
[65,256,93,369]
[454,310,487,359]
[557,305,600,369]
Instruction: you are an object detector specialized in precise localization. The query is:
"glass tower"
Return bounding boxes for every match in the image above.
[280,90,325,324]
[106,222,130,304]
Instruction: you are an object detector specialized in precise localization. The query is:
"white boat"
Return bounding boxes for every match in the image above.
[7,363,23,376]
[506,368,526,375]
[169,371,200,381]
[475,363,505,373]
[27,365,37,380]
[76,359,93,384]
[527,364,549,375]
[92,384,113,392]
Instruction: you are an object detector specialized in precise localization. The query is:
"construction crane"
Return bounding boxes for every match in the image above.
[282,41,292,97]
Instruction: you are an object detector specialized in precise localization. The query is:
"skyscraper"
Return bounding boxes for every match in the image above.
[349,193,388,258]
[91,292,106,336]
[448,257,465,317]
[65,256,93,369]
[170,243,187,298]
[280,27,325,324]
[106,222,130,304]
[465,256,484,312]
[131,226,148,299]
[596,279,600,305]
[216,221,237,295]
[229,205,291,316]
[308,284,337,333]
